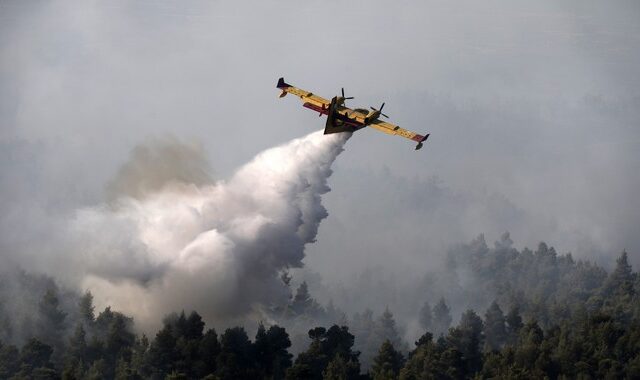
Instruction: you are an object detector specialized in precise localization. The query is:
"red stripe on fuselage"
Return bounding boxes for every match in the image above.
[303,102,329,115]
[303,103,364,129]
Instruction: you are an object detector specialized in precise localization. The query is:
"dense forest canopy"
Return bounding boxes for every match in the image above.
[1,235,639,379]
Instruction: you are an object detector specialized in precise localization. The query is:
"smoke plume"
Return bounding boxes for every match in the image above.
[105,137,213,202]
[67,130,350,331]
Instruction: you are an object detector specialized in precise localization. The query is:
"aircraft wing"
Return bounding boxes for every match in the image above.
[368,119,430,150]
[277,77,430,150]
[277,77,330,111]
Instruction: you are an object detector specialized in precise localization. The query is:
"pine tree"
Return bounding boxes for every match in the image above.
[79,291,95,325]
[438,343,465,379]
[351,309,375,358]
[130,334,150,378]
[371,340,404,380]
[253,325,292,380]
[603,250,635,297]
[196,329,220,377]
[0,341,19,379]
[95,307,115,336]
[114,356,139,379]
[290,282,323,317]
[375,308,404,349]
[535,242,553,258]
[447,310,484,376]
[287,325,359,380]
[64,324,88,375]
[291,282,312,314]
[325,300,346,326]
[513,320,544,373]
[418,301,432,333]
[494,231,514,250]
[84,359,107,380]
[254,324,269,377]
[185,311,205,340]
[39,288,66,327]
[216,327,256,380]
[505,306,523,344]
[484,301,507,351]
[322,353,360,380]
[432,298,452,337]
[323,325,358,362]
[147,324,177,378]
[399,334,448,380]
[173,311,189,339]
[19,338,55,376]
[362,308,404,371]
[105,314,135,362]
[38,287,67,351]
[286,326,326,379]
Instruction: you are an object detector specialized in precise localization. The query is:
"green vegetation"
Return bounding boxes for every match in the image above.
[1,237,639,379]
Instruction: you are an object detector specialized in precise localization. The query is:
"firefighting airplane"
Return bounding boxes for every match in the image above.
[277,77,430,150]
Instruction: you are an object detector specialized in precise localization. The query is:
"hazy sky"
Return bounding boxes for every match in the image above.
[1,0,639,293]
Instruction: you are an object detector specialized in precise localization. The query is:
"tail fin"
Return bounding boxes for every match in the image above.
[277,77,291,89]
[324,97,338,134]
[415,133,430,151]
[324,97,352,134]
[277,77,291,98]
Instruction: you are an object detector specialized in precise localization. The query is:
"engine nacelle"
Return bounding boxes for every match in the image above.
[364,110,381,124]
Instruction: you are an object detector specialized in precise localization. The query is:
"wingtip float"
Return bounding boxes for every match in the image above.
[277,77,430,151]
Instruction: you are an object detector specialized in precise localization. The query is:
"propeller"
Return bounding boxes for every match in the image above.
[341,88,354,100]
[370,102,388,118]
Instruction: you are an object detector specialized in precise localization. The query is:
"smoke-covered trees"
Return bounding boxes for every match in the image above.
[2,238,640,378]
[2,292,640,379]
[418,301,432,333]
[196,329,219,376]
[431,298,452,337]
[0,341,20,378]
[351,308,406,371]
[78,291,96,325]
[17,338,56,378]
[322,353,360,380]
[446,310,484,376]
[39,288,67,332]
[400,240,640,379]
[287,326,360,380]
[216,327,256,380]
[146,323,178,377]
[370,340,404,380]
[603,251,636,297]
[63,324,88,377]
[37,287,67,354]
[371,309,406,357]
[505,305,524,344]
[399,331,464,380]
[483,301,507,351]
[254,324,292,380]
[290,281,324,317]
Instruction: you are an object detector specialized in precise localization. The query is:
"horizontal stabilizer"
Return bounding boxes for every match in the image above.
[415,133,430,151]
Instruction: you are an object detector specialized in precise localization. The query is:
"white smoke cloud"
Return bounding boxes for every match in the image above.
[105,136,213,202]
[66,130,350,331]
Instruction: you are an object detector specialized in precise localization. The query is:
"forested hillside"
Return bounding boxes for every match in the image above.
[1,237,638,379]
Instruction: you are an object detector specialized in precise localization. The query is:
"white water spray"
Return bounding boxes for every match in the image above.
[68,130,350,329]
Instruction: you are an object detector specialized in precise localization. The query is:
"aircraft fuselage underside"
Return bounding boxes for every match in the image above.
[302,102,366,131]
